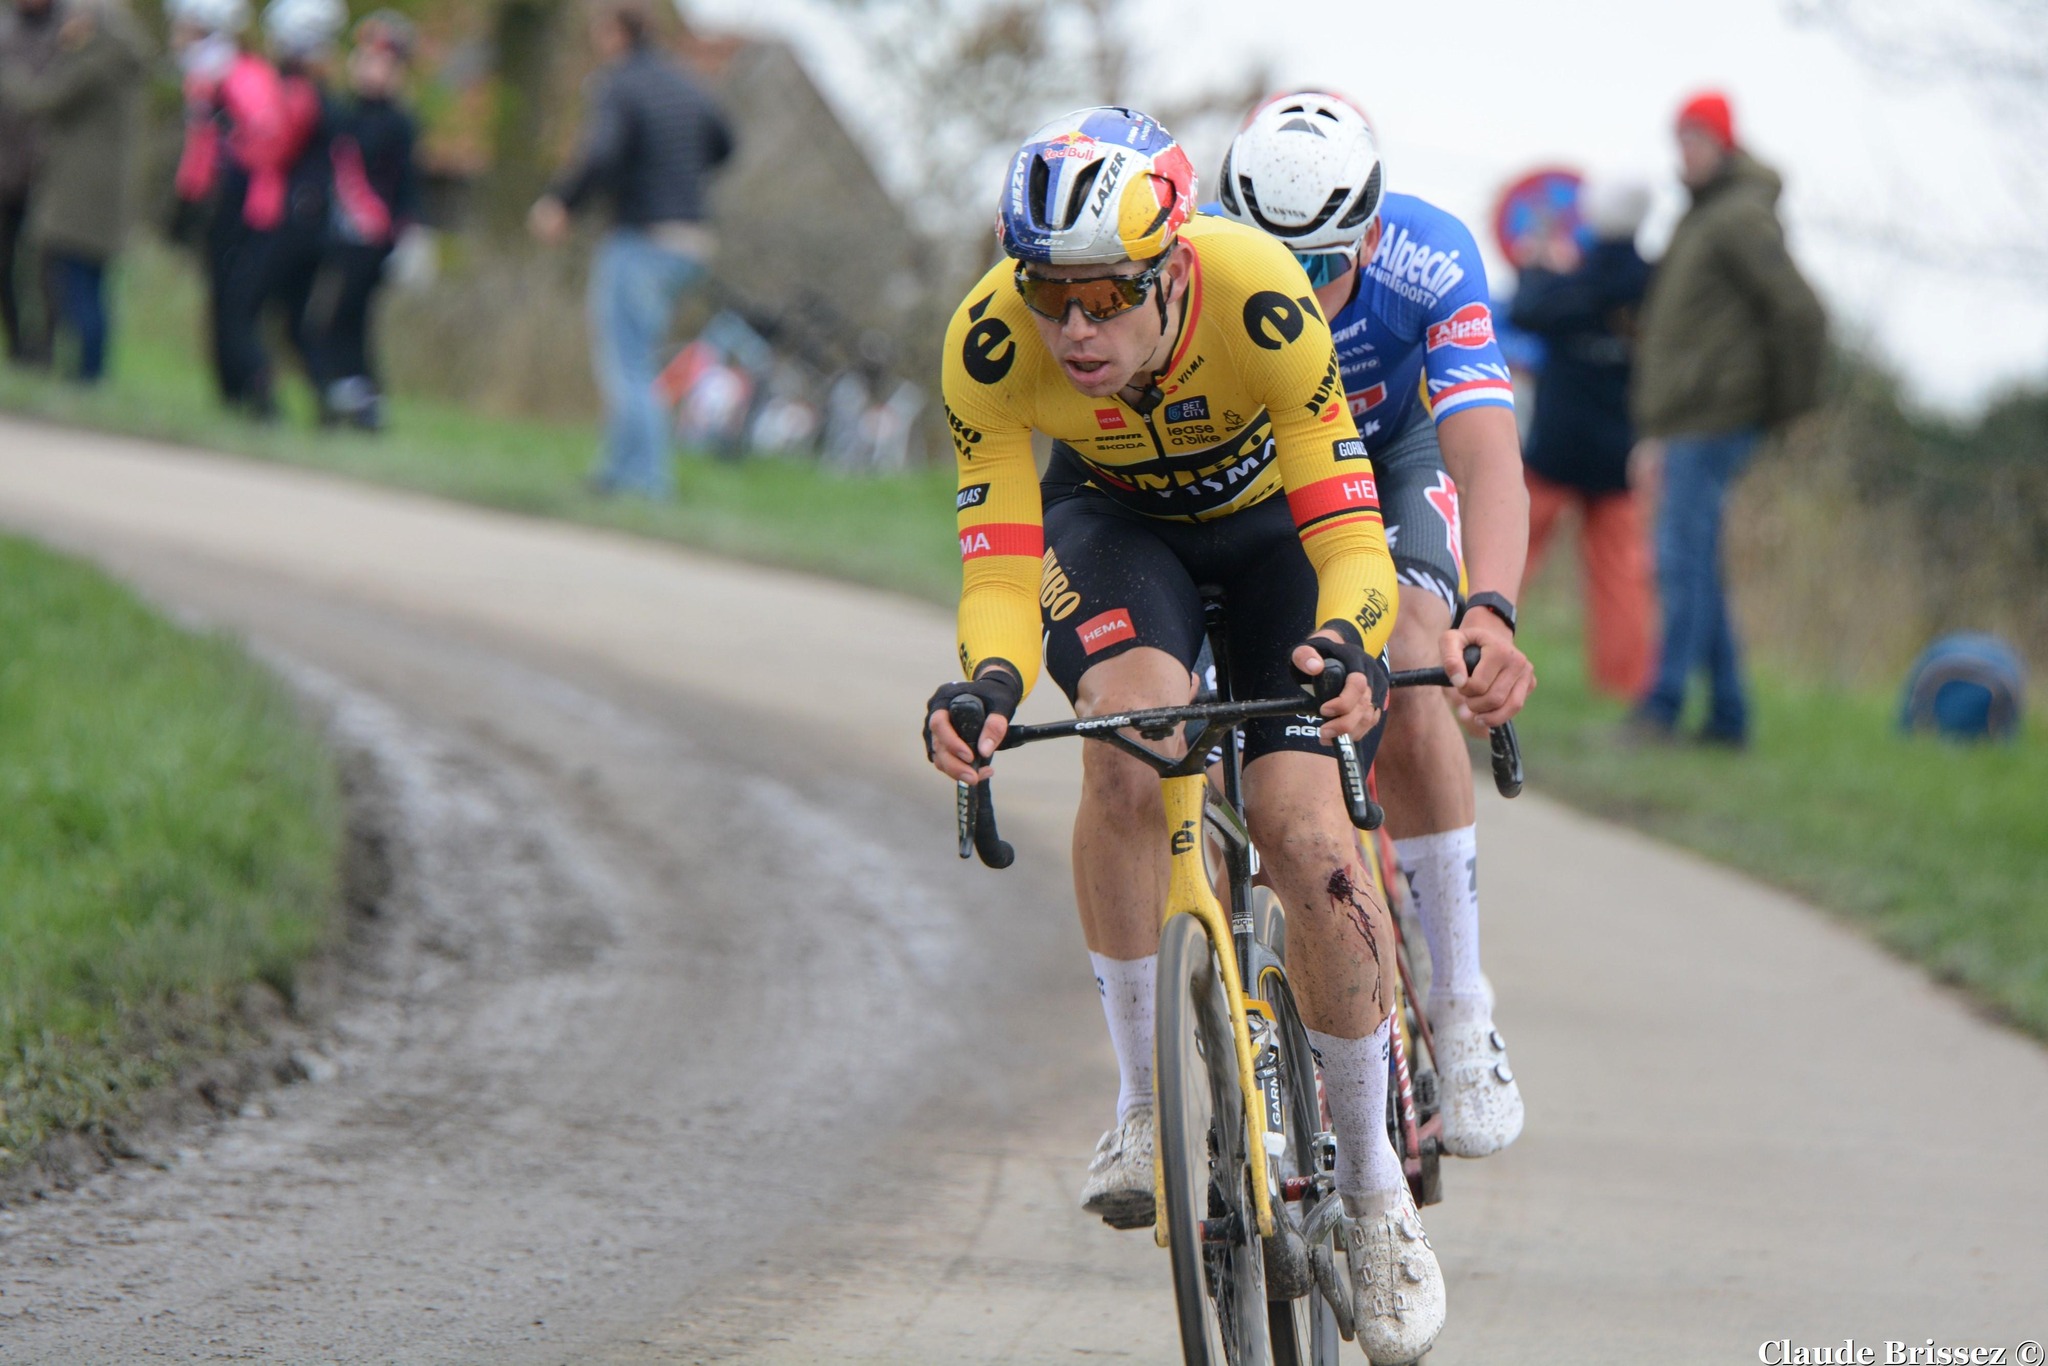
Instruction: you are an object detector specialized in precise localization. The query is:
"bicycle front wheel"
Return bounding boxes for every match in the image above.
[1250,890,1343,1366]
[1158,911,1272,1366]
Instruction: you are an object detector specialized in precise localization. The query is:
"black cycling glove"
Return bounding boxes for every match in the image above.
[923,664,1022,761]
[1290,623,1391,710]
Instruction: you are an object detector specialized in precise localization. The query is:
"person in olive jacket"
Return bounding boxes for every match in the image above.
[0,0,146,383]
[1630,91,1826,747]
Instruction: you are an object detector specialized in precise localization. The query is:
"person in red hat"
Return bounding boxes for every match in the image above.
[1629,89,1827,747]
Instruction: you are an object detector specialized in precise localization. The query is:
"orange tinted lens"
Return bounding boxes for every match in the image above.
[1015,271,1147,321]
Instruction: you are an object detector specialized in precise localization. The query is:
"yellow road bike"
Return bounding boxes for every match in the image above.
[948,600,1522,1366]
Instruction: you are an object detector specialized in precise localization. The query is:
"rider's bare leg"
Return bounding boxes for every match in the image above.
[1244,750,1405,1211]
[1371,586,1487,1009]
[1371,584,1524,1159]
[1072,647,1193,1122]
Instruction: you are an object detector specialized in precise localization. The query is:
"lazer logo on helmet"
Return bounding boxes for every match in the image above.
[1091,151,1128,214]
[1164,396,1209,424]
[1426,303,1495,351]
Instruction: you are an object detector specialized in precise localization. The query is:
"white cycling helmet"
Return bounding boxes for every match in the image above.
[169,0,250,36]
[1217,92,1384,258]
[263,0,345,58]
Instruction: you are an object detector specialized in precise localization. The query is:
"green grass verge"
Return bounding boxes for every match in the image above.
[0,535,341,1170]
[3,245,2043,1039]
[1511,589,2048,1035]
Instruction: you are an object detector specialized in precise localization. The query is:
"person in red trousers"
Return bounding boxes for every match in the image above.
[1509,174,1656,699]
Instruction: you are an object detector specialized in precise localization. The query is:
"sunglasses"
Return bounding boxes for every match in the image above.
[1013,258,1167,323]
[1293,247,1358,288]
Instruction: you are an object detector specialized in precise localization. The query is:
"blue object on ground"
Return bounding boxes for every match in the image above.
[1899,634,2027,741]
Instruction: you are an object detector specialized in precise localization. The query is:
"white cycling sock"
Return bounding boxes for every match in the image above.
[1090,952,1156,1123]
[1394,825,1487,1015]
[1309,1016,1405,1213]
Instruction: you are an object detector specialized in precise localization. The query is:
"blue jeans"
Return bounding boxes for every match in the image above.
[1640,428,1761,737]
[48,252,108,383]
[588,229,706,496]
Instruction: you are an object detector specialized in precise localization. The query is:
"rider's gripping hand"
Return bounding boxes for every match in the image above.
[1444,597,1536,729]
[924,664,1022,784]
[1290,623,1390,745]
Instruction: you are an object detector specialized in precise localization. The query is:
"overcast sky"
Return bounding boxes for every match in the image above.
[685,0,2047,415]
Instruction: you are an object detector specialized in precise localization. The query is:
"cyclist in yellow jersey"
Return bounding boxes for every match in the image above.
[923,106,1444,1364]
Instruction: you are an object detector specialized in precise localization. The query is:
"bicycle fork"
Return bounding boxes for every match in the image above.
[1151,773,1276,1248]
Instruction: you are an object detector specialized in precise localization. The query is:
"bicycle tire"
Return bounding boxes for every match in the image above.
[1248,891,1343,1366]
[1158,911,1272,1366]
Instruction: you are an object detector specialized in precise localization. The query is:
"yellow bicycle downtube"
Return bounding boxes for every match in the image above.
[1152,773,1276,1245]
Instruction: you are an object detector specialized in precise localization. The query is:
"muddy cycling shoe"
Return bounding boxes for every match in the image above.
[1080,1104,1156,1229]
[1342,1183,1446,1365]
[1431,1005,1524,1158]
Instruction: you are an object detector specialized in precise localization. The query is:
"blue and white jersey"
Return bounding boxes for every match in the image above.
[1325,192,1515,452]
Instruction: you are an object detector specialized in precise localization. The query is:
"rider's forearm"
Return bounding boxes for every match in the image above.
[1435,406,1529,607]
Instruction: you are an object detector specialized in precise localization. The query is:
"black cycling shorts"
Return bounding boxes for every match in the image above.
[1375,414,1466,611]
[1039,446,1380,767]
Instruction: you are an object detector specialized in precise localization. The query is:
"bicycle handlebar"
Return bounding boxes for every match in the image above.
[947,694,1015,869]
[948,646,1522,867]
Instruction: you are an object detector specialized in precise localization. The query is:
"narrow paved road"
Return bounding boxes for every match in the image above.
[1,416,2043,1364]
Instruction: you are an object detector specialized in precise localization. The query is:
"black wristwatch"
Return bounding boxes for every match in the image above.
[1455,591,1518,635]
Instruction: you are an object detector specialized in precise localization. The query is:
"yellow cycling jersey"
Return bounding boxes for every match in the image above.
[941,214,1398,694]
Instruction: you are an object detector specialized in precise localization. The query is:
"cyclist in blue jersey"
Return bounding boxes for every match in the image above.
[1216,92,1536,1167]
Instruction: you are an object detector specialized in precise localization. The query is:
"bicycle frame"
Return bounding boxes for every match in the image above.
[1152,765,1276,1245]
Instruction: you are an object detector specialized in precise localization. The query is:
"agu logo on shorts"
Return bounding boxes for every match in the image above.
[1077,608,1136,655]
[1426,302,1495,351]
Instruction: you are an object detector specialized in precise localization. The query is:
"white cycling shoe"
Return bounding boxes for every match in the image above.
[1432,1004,1524,1159]
[1343,1182,1446,1365]
[1080,1105,1155,1229]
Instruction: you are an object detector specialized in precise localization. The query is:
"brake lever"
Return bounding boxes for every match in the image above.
[1313,657,1384,832]
[946,694,1015,869]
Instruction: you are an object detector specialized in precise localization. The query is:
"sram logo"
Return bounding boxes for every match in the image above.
[1427,302,1495,351]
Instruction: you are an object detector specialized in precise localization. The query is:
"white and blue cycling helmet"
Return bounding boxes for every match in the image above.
[997,106,1198,267]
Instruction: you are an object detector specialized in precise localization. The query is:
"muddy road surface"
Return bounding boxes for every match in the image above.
[1,419,2045,1363]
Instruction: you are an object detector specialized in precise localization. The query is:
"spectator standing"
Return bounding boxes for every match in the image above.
[1631,92,1826,746]
[529,0,733,498]
[231,0,341,418]
[166,0,267,405]
[0,0,62,366]
[1509,176,1657,699]
[0,0,147,384]
[311,9,420,430]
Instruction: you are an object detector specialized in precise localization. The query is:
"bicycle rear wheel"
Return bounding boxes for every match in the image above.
[1250,891,1343,1366]
[1158,911,1271,1366]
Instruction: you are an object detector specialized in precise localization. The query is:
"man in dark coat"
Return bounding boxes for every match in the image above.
[0,0,147,382]
[1630,91,1827,746]
[1510,175,1656,700]
[529,0,733,498]
[0,0,65,364]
